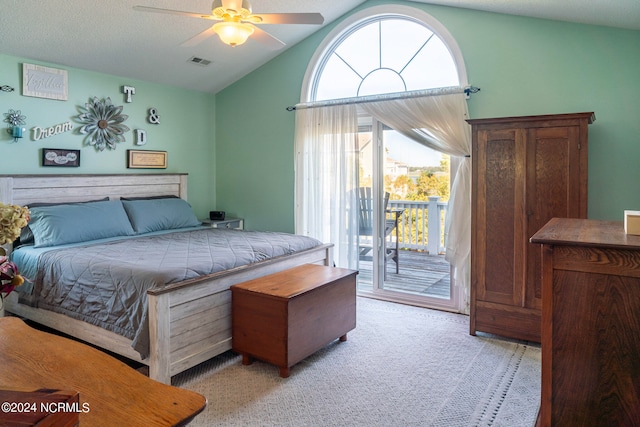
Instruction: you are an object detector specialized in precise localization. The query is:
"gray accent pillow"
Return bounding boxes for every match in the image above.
[121,198,202,234]
[29,200,135,247]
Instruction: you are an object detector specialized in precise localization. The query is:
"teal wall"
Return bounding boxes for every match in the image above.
[215,48,301,231]
[216,0,640,232]
[3,1,639,231]
[0,53,216,217]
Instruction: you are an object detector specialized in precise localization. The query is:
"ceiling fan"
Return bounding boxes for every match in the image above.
[134,0,324,48]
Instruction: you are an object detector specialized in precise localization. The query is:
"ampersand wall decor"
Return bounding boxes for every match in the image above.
[148,108,160,125]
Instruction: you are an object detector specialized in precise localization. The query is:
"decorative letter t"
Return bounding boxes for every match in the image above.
[123,85,136,103]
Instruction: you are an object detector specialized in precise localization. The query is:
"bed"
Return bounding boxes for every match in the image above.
[0,174,333,384]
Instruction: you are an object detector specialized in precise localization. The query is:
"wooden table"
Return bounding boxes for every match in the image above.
[231,264,357,378]
[531,218,640,426]
[0,317,206,426]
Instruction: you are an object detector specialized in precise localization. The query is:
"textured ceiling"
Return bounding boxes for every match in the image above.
[422,0,640,31]
[0,0,638,94]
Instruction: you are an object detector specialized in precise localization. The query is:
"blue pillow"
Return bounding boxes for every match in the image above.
[17,198,110,246]
[121,198,201,234]
[29,200,135,247]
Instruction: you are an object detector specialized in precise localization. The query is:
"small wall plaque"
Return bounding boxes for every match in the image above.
[127,149,167,169]
[42,148,80,167]
[23,63,68,101]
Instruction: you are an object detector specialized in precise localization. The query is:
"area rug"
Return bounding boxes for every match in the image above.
[173,297,540,427]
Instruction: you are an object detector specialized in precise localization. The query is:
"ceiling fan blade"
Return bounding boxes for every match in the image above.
[133,5,218,21]
[250,25,286,50]
[255,13,324,25]
[181,25,218,47]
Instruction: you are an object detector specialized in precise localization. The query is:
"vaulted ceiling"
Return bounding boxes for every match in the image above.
[1,0,638,94]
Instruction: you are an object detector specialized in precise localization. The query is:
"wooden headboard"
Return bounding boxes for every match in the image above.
[0,174,188,206]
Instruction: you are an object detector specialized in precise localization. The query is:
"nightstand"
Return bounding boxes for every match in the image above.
[201,218,244,230]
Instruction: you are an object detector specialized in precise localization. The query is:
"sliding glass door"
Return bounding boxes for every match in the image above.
[357,117,455,310]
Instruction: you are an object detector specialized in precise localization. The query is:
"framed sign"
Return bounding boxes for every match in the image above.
[42,148,80,167]
[22,63,68,101]
[127,150,167,169]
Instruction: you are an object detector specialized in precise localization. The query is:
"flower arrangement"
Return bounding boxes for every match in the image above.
[0,256,24,304]
[0,202,30,307]
[0,202,30,245]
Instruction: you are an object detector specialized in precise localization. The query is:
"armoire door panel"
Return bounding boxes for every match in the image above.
[525,126,580,309]
[476,130,520,305]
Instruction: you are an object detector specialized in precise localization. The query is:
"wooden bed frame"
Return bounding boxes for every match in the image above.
[0,174,333,384]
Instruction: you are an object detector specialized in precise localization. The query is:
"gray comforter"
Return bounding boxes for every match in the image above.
[29,228,322,358]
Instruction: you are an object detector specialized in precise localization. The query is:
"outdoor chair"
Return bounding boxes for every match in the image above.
[358,187,404,278]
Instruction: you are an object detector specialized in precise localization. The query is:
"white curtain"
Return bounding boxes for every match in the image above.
[294,104,359,270]
[294,90,472,313]
[359,91,472,313]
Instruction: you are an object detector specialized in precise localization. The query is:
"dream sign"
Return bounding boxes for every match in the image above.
[32,121,74,140]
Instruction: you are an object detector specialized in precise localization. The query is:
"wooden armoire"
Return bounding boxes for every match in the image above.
[467,112,595,342]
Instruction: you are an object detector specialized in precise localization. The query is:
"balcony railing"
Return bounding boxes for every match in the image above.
[388,196,448,254]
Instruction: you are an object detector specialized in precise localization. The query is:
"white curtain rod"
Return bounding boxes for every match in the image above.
[286,85,480,111]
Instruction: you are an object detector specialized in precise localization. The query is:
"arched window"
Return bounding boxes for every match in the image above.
[302,5,467,102]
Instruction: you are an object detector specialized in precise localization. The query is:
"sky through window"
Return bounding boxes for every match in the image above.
[313,16,459,101]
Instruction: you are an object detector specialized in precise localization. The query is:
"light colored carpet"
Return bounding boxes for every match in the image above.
[173,297,541,427]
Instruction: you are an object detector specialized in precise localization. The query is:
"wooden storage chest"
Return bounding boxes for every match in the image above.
[231,264,357,377]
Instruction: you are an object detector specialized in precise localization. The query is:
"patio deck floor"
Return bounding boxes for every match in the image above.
[357,249,451,299]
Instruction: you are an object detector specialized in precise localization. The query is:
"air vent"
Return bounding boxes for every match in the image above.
[188,56,211,66]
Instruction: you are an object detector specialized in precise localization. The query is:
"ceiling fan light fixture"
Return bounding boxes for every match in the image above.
[212,21,254,47]
[211,0,252,19]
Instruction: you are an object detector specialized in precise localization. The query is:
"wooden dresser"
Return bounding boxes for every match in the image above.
[468,112,594,342]
[531,218,640,426]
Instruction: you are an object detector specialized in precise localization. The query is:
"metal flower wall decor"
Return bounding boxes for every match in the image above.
[77,97,130,151]
[3,109,27,141]
[3,109,26,127]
